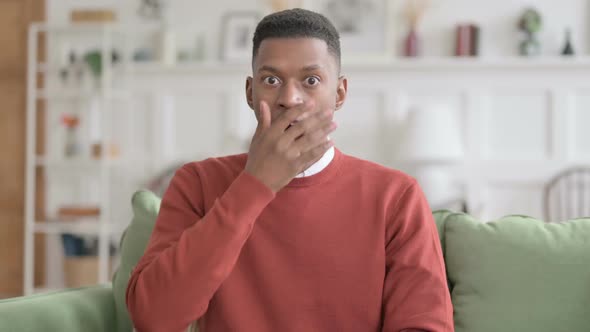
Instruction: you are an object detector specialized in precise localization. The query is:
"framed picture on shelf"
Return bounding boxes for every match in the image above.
[303,0,393,62]
[219,12,261,62]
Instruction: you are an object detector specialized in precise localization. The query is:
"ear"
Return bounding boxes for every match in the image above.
[335,76,347,111]
[246,76,254,110]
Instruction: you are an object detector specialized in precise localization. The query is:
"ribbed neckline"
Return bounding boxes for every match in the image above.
[285,147,343,188]
[236,148,344,189]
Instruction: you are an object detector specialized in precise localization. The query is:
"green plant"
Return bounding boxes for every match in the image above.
[518,8,542,34]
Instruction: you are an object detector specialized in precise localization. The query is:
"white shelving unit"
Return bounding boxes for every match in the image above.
[24,23,139,295]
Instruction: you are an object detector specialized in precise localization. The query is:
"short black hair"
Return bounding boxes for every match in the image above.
[252,8,341,68]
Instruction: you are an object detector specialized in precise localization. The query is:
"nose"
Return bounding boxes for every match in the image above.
[277,80,304,110]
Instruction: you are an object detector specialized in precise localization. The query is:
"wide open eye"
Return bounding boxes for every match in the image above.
[263,76,281,86]
[305,76,321,86]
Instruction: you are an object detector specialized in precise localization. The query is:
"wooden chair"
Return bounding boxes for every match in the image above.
[543,166,590,222]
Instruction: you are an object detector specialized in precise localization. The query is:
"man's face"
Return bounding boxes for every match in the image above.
[246,37,347,124]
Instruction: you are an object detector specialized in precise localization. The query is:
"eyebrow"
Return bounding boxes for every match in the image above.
[257,65,280,74]
[257,64,325,74]
[301,64,323,72]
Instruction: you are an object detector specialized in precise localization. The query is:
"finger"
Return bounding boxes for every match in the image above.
[297,138,335,171]
[254,100,272,138]
[293,119,337,153]
[270,101,316,135]
[282,108,333,144]
[259,100,271,131]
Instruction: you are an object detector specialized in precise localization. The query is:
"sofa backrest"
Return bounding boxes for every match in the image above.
[432,209,454,256]
[0,286,116,332]
[438,212,590,332]
[115,191,590,332]
[111,190,160,332]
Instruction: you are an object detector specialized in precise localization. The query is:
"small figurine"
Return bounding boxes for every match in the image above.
[138,0,167,20]
[518,8,542,56]
[561,28,575,56]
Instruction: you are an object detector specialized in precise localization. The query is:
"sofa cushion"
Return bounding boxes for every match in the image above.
[112,190,161,332]
[445,213,590,332]
[432,209,454,257]
[0,285,116,332]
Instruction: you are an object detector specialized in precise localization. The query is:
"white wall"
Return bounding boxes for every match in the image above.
[124,61,590,221]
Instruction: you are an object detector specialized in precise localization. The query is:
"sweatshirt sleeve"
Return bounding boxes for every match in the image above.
[126,164,275,332]
[381,180,454,332]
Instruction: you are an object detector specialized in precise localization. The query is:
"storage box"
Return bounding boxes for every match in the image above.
[70,9,116,23]
[63,256,112,288]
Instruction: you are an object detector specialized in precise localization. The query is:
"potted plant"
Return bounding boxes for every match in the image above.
[518,8,542,56]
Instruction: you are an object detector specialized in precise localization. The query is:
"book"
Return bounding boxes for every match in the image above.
[455,25,471,56]
[470,24,480,56]
[455,24,480,57]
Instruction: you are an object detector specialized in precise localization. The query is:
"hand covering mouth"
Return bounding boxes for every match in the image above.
[286,120,299,130]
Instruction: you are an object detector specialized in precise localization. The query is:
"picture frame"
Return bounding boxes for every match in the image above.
[302,0,393,63]
[219,11,261,62]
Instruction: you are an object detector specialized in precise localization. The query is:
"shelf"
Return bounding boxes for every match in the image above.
[33,219,120,235]
[36,88,128,100]
[31,22,163,33]
[340,56,590,70]
[35,156,126,169]
[37,62,131,75]
[34,220,100,234]
[36,63,71,74]
[126,56,590,75]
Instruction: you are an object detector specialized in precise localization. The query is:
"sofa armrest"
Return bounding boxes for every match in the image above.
[0,285,117,332]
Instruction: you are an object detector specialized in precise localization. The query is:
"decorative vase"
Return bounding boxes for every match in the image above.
[518,8,542,56]
[64,127,81,158]
[519,32,541,56]
[404,27,419,57]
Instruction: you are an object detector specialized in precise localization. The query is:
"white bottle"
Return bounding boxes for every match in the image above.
[159,6,176,66]
[159,25,176,66]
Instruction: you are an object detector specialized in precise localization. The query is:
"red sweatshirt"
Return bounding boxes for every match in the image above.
[126,148,453,332]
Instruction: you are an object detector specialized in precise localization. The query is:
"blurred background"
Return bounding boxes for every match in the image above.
[1,0,590,298]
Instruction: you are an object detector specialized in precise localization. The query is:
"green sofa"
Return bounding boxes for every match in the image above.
[1,191,589,332]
